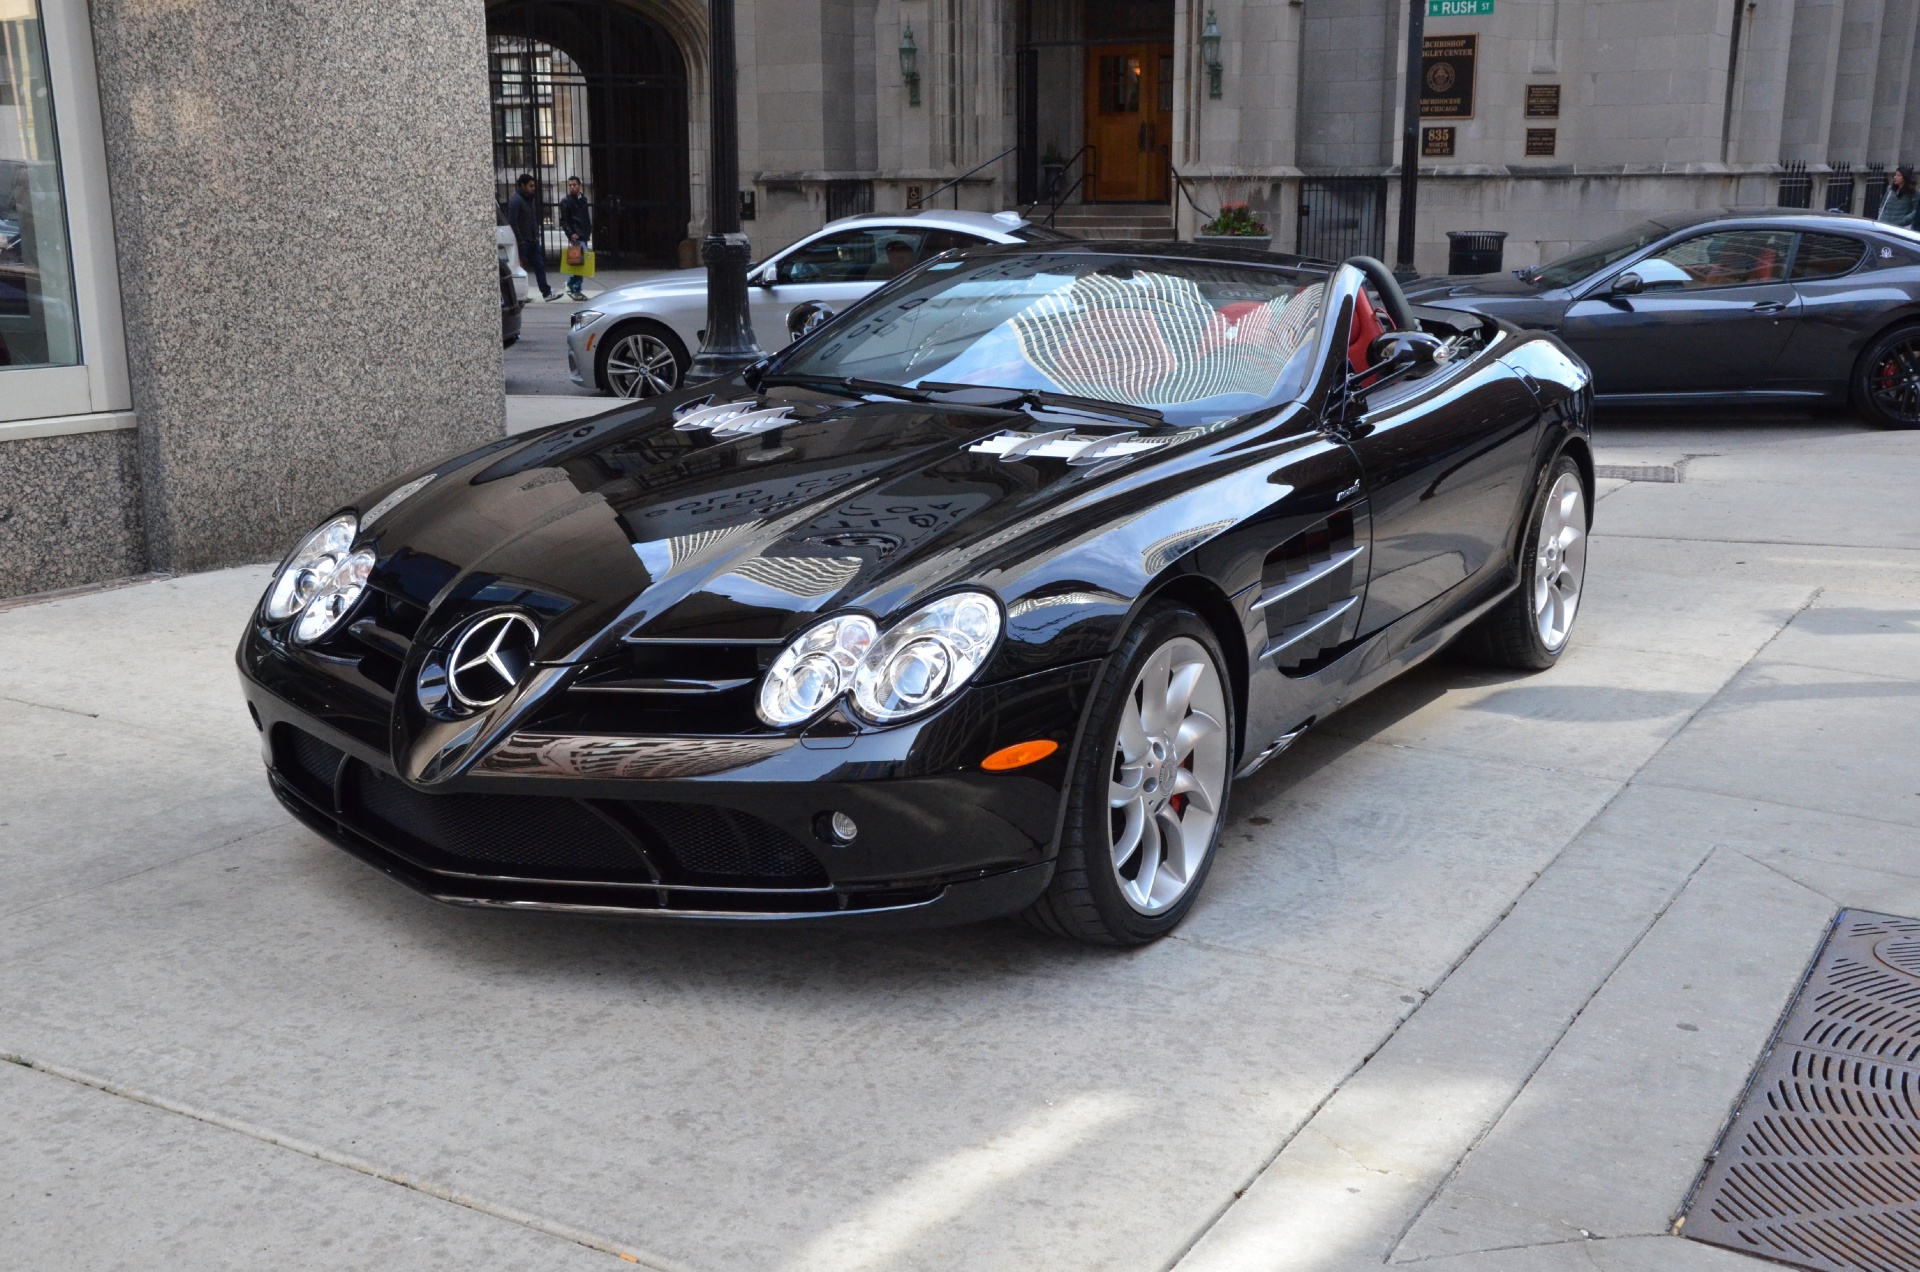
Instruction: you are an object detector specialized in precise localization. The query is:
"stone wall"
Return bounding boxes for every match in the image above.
[86,0,505,578]
[0,430,147,597]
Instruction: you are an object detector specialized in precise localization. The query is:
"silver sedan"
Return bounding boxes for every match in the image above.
[566,210,1067,397]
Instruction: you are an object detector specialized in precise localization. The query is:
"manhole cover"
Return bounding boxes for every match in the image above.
[1683,910,1920,1272]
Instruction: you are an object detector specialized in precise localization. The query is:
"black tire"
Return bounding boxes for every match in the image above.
[1457,453,1588,670]
[1022,603,1236,946]
[597,321,690,398]
[1851,323,1920,431]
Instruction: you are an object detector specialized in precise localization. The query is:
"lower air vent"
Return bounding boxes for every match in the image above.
[275,726,345,803]
[342,763,647,876]
[627,802,829,886]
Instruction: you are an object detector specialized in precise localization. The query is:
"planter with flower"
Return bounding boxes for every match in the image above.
[1192,203,1272,252]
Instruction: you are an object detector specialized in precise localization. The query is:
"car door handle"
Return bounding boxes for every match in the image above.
[1751,301,1788,314]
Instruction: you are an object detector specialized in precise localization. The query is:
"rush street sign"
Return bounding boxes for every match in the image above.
[1430,0,1493,15]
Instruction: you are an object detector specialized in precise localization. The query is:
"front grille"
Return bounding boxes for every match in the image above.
[342,762,646,876]
[626,802,828,885]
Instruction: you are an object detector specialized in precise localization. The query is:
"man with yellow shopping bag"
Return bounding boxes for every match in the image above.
[559,176,594,301]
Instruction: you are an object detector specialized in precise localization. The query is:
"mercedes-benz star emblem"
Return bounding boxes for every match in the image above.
[446,611,540,710]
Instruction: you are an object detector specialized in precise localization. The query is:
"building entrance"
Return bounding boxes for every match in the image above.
[486,1,689,267]
[1084,43,1172,203]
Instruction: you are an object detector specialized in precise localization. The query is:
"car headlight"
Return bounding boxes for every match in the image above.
[757,613,877,727]
[262,514,376,644]
[853,591,1002,724]
[570,310,603,328]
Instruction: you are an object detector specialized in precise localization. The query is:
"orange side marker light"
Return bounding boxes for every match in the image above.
[980,739,1058,771]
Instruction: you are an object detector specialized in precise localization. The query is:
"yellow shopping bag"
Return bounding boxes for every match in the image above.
[560,245,595,278]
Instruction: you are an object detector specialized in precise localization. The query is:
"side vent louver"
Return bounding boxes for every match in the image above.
[1255,511,1366,675]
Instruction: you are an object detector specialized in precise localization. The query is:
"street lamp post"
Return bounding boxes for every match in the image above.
[1394,0,1424,280]
[688,0,764,382]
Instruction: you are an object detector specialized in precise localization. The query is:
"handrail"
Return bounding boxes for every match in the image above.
[1025,144,1094,225]
[920,144,1020,210]
[1169,166,1215,225]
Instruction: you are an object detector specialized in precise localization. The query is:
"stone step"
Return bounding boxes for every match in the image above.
[1046,206,1173,226]
[1051,225,1180,241]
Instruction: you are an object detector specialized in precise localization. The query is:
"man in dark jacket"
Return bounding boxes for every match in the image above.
[506,174,556,301]
[558,176,593,300]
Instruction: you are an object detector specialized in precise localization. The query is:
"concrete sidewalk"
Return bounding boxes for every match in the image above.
[3,416,1918,1270]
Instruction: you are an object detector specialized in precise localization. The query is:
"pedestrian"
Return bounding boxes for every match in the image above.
[507,173,558,301]
[1877,165,1918,230]
[558,176,593,300]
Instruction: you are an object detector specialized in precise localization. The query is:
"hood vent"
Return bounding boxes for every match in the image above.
[968,429,1170,465]
[672,400,802,439]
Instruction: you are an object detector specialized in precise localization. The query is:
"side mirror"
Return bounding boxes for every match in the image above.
[742,357,773,390]
[751,265,776,288]
[1365,331,1444,374]
[1608,272,1645,297]
[787,300,835,343]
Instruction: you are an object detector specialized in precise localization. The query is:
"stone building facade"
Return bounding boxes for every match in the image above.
[4,0,1915,598]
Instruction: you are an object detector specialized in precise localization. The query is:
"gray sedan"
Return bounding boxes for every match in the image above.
[566,210,1067,397]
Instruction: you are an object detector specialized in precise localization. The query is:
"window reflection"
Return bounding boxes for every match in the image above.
[0,0,79,370]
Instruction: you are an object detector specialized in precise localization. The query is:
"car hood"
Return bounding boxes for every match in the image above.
[358,387,1246,671]
[1404,272,1546,302]
[601,269,710,304]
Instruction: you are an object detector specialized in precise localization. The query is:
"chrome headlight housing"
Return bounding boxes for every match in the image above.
[756,613,878,727]
[852,592,1002,723]
[263,514,376,644]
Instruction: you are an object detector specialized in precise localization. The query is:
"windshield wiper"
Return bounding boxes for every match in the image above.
[759,373,933,404]
[917,382,1167,429]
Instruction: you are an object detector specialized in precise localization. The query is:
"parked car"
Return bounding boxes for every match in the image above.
[239,241,1592,944]
[1405,208,1920,428]
[566,209,1072,398]
[496,218,530,306]
[499,255,522,349]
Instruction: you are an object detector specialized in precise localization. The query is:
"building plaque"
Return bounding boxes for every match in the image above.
[1525,84,1561,119]
[1524,127,1557,157]
[1421,35,1477,120]
[1422,126,1457,157]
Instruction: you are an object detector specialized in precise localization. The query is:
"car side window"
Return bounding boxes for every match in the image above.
[918,229,990,258]
[776,229,928,284]
[1791,233,1868,281]
[1635,230,1797,290]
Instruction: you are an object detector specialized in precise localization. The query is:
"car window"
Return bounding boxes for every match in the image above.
[1791,233,1868,281]
[1634,230,1795,290]
[777,228,927,284]
[776,252,1329,424]
[1528,220,1671,288]
[918,229,990,257]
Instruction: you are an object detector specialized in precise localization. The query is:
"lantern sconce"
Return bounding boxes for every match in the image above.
[1201,10,1223,99]
[900,24,921,106]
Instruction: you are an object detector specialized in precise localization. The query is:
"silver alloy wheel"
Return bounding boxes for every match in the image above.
[1109,635,1229,915]
[1532,471,1587,652]
[605,331,680,398]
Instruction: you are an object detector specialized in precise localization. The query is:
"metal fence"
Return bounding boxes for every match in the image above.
[825,180,875,223]
[1862,162,1889,221]
[1777,160,1813,209]
[1823,160,1856,214]
[1295,176,1387,263]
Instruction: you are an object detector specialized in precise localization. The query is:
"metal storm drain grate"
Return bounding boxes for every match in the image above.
[1683,910,1920,1272]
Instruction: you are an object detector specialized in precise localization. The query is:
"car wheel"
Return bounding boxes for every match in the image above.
[599,323,688,398]
[1852,323,1920,430]
[1023,604,1235,946]
[1458,453,1587,670]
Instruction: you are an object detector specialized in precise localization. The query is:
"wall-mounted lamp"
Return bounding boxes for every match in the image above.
[900,24,921,107]
[1201,10,1223,99]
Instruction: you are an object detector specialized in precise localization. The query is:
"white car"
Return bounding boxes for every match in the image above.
[566,210,1070,397]
[496,222,531,305]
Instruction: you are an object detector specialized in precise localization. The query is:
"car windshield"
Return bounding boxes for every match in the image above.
[1525,220,1673,288]
[773,252,1329,424]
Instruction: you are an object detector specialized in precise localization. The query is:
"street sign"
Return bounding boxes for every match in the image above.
[1429,0,1493,16]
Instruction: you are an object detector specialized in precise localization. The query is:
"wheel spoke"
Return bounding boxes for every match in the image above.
[1139,646,1174,734]
[1165,659,1203,724]
[1117,697,1149,761]
[1156,809,1187,890]
[1174,709,1221,761]
[1111,764,1145,808]
[1131,813,1162,904]
[1172,765,1216,814]
[1111,801,1145,872]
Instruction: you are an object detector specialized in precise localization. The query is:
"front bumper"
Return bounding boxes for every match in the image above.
[239,644,1095,926]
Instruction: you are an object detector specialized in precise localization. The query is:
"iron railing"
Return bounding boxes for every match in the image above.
[825,179,874,222]
[1297,175,1388,263]
[1862,162,1889,221]
[1777,160,1813,209]
[918,144,1019,211]
[1024,145,1094,227]
[1824,160,1856,214]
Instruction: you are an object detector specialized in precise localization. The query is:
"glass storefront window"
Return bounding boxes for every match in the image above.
[0,0,79,371]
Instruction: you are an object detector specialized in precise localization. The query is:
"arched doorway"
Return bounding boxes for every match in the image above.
[487,1,690,266]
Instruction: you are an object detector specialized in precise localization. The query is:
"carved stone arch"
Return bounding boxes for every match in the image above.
[484,0,707,264]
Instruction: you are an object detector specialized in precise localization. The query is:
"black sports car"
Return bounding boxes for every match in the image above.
[238,243,1593,945]
[1405,208,1920,429]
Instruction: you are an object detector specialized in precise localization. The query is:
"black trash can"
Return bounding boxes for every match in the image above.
[1446,230,1508,275]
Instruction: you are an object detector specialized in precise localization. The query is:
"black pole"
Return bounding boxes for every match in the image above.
[1016,0,1038,204]
[688,0,764,382]
[1394,0,1424,281]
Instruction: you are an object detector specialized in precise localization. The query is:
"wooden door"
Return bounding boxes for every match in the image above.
[1085,43,1172,202]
